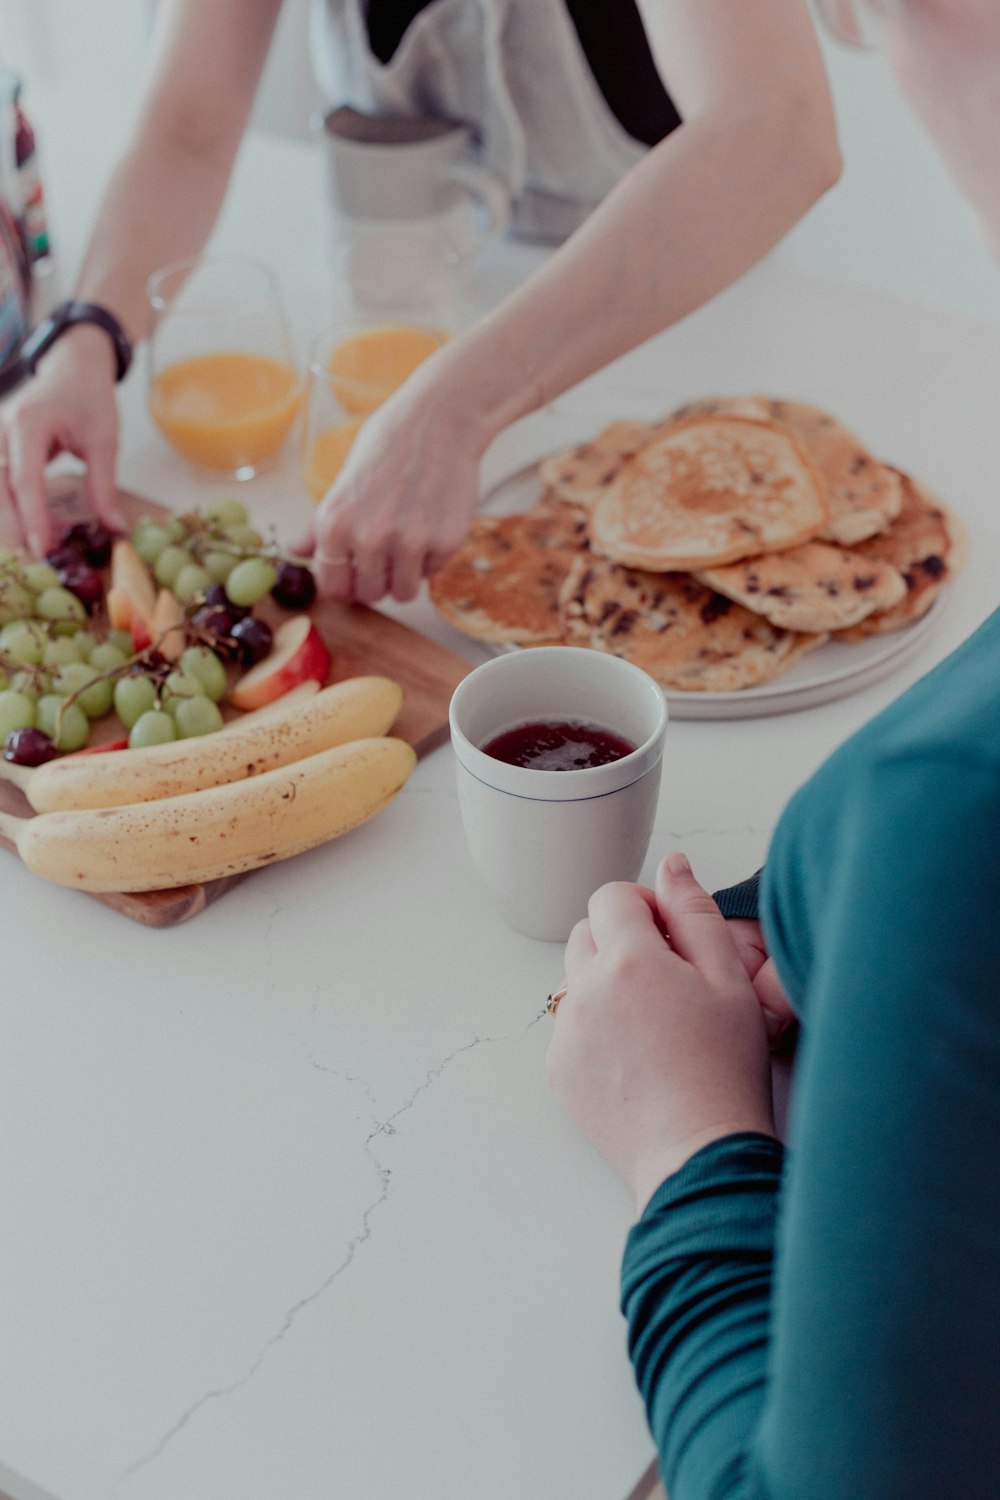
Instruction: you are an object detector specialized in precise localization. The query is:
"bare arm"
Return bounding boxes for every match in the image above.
[441,0,841,431]
[0,0,283,552]
[311,0,842,602]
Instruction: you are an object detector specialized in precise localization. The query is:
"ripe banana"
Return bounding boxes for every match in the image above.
[232,679,320,721]
[0,736,416,892]
[3,676,403,813]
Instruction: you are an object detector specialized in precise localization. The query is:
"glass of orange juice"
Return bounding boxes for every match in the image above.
[301,320,449,503]
[147,256,302,480]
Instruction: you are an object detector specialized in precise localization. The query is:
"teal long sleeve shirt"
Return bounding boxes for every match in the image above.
[621,607,1000,1499]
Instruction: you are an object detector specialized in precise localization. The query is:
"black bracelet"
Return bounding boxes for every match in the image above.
[17,299,133,385]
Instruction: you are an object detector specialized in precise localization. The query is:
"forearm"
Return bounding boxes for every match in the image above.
[421,99,840,443]
[73,134,236,345]
[622,1134,784,1500]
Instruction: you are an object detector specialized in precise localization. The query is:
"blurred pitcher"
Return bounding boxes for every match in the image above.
[321,106,510,324]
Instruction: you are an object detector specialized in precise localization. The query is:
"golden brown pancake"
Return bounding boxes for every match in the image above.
[558,553,826,691]
[589,415,829,571]
[428,504,587,643]
[669,396,904,545]
[667,395,772,423]
[538,420,655,510]
[836,470,968,639]
[695,541,907,633]
[763,399,904,545]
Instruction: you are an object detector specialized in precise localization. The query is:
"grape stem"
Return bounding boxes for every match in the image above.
[54,628,191,734]
[172,512,308,569]
[0,651,50,687]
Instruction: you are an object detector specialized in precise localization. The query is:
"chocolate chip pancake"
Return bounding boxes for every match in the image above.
[763,399,904,545]
[695,541,908,633]
[538,420,655,509]
[672,396,903,545]
[667,395,772,423]
[558,553,826,692]
[836,470,968,640]
[428,505,587,643]
[589,415,829,571]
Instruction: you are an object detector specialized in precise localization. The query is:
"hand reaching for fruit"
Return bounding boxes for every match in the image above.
[0,328,125,558]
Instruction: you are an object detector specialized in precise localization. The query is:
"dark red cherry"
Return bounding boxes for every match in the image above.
[4,727,59,766]
[230,616,273,666]
[56,560,104,613]
[60,520,114,568]
[272,562,317,611]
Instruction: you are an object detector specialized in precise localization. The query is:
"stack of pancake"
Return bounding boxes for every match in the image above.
[429,397,967,692]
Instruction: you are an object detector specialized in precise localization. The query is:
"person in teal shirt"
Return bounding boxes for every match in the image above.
[548,10,1000,1490]
[625,607,1000,1497]
[550,607,1000,1497]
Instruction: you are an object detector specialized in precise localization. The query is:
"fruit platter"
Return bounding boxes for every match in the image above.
[0,482,471,924]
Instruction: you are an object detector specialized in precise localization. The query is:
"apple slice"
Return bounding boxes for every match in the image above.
[149,588,187,662]
[107,539,157,650]
[229,616,331,711]
[70,736,130,756]
[219,678,321,729]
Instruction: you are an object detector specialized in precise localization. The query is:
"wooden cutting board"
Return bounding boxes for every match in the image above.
[0,481,473,926]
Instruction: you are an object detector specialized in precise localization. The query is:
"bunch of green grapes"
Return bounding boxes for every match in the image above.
[130,496,316,611]
[0,548,91,636]
[130,497,276,607]
[1,634,230,763]
[2,497,317,767]
[0,546,119,762]
[112,644,228,749]
[0,549,230,764]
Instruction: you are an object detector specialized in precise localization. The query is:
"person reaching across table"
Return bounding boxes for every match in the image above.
[547,4,1000,1494]
[0,0,841,601]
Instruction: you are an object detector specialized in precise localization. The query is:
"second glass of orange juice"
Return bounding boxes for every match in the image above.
[147,257,302,479]
[301,321,448,503]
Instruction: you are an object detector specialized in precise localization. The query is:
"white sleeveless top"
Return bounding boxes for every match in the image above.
[312,0,648,241]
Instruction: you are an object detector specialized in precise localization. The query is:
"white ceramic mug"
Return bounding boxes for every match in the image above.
[449,648,669,942]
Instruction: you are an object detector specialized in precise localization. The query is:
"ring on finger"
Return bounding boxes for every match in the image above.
[546,986,567,1017]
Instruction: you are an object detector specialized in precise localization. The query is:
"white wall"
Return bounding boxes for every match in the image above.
[254,0,325,142]
[0,0,150,141]
[0,0,321,142]
[774,27,1000,323]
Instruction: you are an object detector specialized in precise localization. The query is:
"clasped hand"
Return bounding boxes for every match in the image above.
[546,853,790,1215]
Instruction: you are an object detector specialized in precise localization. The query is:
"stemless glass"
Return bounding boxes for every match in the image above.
[147,256,302,480]
[301,318,449,503]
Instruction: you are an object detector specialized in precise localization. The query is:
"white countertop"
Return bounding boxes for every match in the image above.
[1,131,999,1500]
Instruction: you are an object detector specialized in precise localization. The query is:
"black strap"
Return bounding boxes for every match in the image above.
[58,301,133,382]
[1,300,132,397]
[14,299,133,389]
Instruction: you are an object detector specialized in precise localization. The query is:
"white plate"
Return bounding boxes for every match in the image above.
[482,458,948,721]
